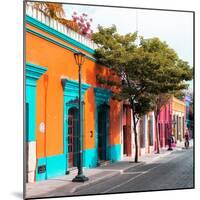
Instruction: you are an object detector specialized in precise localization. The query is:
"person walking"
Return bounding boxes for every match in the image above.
[184,128,190,149]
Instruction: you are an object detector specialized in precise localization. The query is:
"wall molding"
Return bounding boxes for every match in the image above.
[26,27,97,63]
[26,62,47,86]
[94,87,111,105]
[26,15,95,55]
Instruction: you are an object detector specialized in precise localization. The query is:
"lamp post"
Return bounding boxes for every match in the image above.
[72,52,89,182]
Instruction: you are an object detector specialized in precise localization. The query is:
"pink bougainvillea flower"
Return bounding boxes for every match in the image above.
[70,11,93,38]
[82,13,88,17]
[86,22,90,27]
[80,16,84,23]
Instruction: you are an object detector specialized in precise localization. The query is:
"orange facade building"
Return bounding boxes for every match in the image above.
[25,6,165,183]
[25,7,122,182]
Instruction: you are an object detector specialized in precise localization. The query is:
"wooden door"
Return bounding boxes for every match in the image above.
[68,114,74,168]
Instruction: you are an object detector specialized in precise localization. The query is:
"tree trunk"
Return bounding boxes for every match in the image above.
[133,115,139,162]
[155,116,160,154]
[131,105,139,163]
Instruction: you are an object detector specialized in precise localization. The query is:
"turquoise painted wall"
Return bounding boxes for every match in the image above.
[83,144,121,168]
[36,154,66,181]
[109,144,121,163]
[83,148,98,168]
[36,144,121,181]
[26,86,36,141]
[26,63,47,142]
[36,157,47,181]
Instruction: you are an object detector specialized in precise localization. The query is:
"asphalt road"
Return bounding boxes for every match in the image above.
[74,148,194,195]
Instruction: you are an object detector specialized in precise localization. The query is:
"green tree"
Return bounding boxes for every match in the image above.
[93,25,157,162]
[92,26,193,162]
[140,37,193,153]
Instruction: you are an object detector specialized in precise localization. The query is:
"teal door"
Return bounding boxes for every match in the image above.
[98,107,107,160]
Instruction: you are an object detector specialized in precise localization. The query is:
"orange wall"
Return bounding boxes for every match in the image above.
[26,26,121,158]
[172,97,185,113]
[83,88,95,149]
[109,99,121,145]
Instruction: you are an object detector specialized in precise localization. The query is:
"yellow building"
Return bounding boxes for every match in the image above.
[171,96,186,142]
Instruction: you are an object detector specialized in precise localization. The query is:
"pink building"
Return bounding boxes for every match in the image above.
[157,97,186,149]
[157,101,172,148]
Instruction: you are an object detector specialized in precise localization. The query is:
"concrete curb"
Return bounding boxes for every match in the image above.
[71,170,120,193]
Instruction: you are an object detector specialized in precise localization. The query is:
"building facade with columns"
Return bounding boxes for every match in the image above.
[138,112,155,156]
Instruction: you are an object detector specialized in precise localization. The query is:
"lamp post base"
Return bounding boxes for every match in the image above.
[72,174,89,182]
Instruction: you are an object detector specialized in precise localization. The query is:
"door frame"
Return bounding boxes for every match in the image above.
[94,87,111,163]
[25,63,47,182]
[96,104,109,161]
[62,78,90,173]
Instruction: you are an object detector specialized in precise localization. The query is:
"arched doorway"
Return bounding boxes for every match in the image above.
[97,105,109,161]
[68,107,78,168]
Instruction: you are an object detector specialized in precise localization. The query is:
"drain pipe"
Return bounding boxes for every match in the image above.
[44,74,48,179]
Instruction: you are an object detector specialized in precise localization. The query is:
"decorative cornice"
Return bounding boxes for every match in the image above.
[61,78,91,98]
[26,63,47,86]
[94,87,111,104]
[26,15,95,55]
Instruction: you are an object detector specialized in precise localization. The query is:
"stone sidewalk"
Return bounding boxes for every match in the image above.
[25,140,193,199]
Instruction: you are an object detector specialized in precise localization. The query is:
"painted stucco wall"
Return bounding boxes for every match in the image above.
[26,16,122,181]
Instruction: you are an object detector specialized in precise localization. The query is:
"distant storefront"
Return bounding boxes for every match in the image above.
[158,96,186,149]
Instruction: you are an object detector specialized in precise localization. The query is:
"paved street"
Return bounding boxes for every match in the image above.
[26,144,194,199]
[74,148,193,195]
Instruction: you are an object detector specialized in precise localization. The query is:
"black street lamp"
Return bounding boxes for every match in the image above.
[72,52,89,182]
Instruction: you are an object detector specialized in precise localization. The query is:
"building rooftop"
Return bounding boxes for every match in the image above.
[26,5,98,50]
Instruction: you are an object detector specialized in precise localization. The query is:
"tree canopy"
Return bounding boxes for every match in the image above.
[93,25,193,109]
[92,25,193,161]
